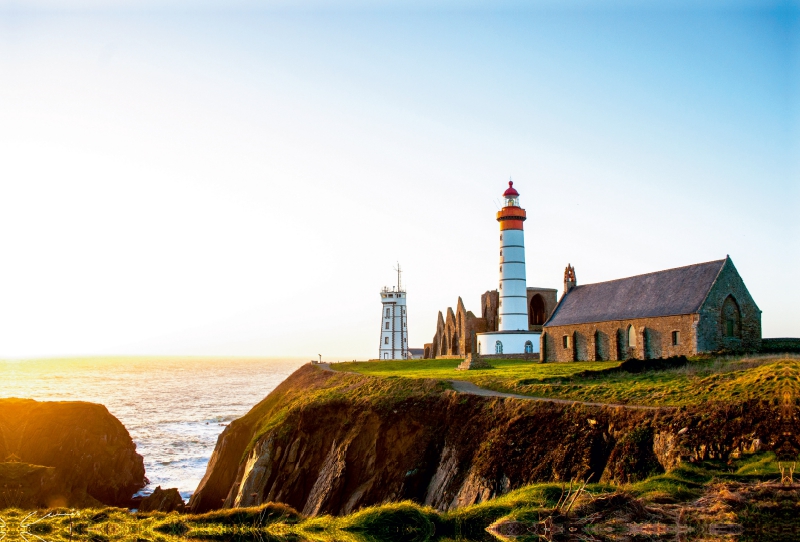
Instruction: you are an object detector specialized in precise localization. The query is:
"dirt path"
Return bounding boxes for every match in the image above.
[316,363,670,411]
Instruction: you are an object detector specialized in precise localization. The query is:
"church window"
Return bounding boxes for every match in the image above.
[672,331,680,346]
[385,322,389,329]
[384,337,389,344]
[562,335,570,349]
[386,308,390,317]
[721,295,741,338]
[384,353,388,359]
[529,294,546,326]
[524,341,533,354]
[628,325,636,347]
[495,341,503,354]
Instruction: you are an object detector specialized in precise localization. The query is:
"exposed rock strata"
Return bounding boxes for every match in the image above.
[0,398,146,508]
[190,364,789,516]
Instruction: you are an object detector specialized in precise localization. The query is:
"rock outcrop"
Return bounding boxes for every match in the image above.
[189,364,790,516]
[139,486,185,512]
[0,398,146,508]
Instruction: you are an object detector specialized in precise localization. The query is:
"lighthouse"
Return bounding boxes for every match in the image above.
[378,264,408,360]
[476,182,541,356]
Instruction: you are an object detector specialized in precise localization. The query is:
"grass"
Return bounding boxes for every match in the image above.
[222,363,451,460]
[3,452,788,542]
[331,354,799,406]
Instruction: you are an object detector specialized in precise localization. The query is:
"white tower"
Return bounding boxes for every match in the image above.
[378,264,408,360]
[476,182,541,356]
[497,181,528,331]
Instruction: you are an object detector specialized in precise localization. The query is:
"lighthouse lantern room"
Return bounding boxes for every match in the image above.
[378,264,408,360]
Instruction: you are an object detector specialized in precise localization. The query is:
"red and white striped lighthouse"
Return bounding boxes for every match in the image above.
[497,181,528,332]
[476,181,540,356]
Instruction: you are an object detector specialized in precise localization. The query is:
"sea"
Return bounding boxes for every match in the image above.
[0,357,307,500]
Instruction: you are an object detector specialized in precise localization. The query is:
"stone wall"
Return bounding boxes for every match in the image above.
[481,290,499,332]
[428,297,489,358]
[760,338,800,354]
[696,258,762,353]
[526,287,558,331]
[541,314,699,362]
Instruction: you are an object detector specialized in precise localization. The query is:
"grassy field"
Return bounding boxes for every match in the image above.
[3,453,789,542]
[331,355,799,406]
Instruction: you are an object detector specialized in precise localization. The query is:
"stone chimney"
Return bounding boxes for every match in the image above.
[564,264,577,295]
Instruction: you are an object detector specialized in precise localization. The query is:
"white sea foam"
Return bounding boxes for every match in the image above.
[0,357,306,500]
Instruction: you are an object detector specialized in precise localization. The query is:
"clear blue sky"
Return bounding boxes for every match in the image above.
[0,1,797,358]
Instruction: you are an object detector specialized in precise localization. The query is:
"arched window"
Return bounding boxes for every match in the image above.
[721,295,741,338]
[495,340,503,354]
[627,325,636,347]
[594,330,603,361]
[524,340,533,354]
[386,308,390,317]
[529,294,546,325]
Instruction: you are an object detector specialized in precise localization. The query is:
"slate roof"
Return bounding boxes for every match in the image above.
[544,259,726,327]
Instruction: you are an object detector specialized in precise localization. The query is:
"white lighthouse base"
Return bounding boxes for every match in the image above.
[476,331,540,356]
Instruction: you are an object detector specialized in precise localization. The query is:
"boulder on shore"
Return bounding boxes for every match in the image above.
[0,398,146,509]
[139,486,186,512]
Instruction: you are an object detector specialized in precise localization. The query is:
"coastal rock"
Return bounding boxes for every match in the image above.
[139,486,185,512]
[0,398,146,508]
[189,364,787,516]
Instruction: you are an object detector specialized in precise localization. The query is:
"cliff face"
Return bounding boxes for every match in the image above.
[0,398,146,508]
[189,365,788,516]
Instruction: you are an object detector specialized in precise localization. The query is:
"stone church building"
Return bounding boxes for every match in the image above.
[541,256,761,361]
[423,287,557,359]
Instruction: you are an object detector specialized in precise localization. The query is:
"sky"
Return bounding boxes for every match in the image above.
[0,1,798,359]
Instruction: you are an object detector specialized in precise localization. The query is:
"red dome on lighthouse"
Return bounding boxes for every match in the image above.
[503,181,519,197]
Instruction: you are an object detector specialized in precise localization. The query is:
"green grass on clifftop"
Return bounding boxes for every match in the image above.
[6,453,787,542]
[331,355,799,406]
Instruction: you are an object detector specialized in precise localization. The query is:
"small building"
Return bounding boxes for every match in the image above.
[407,348,425,359]
[541,257,761,361]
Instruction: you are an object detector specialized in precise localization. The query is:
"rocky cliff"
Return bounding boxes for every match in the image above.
[189,364,790,516]
[0,398,146,508]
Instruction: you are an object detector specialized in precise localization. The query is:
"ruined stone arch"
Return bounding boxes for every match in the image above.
[529,294,546,326]
[722,295,742,338]
[627,325,636,348]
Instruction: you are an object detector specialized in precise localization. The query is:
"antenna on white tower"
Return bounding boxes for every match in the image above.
[393,262,403,292]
